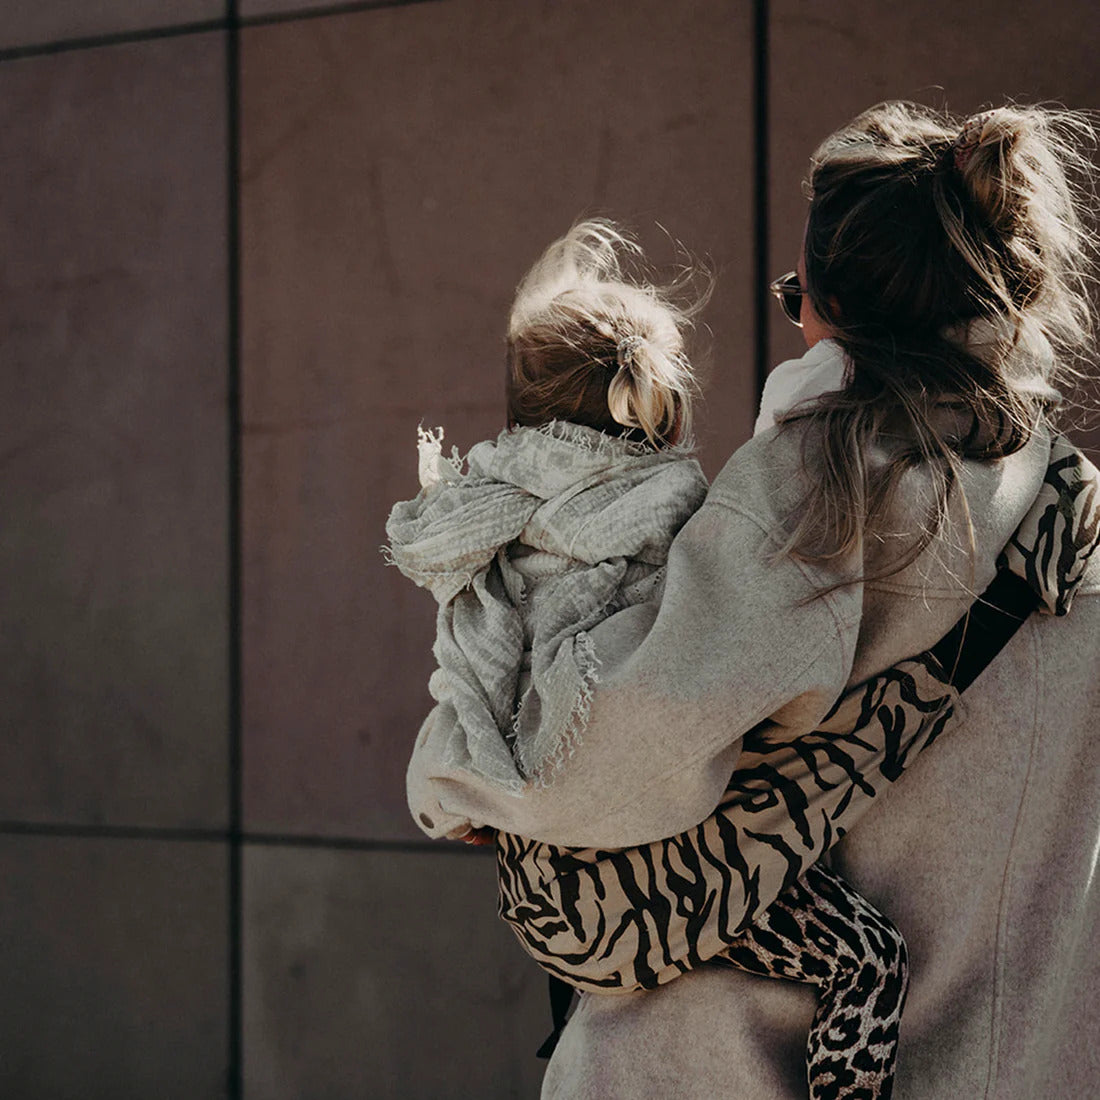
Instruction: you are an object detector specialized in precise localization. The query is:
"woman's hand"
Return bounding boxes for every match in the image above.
[459,826,498,846]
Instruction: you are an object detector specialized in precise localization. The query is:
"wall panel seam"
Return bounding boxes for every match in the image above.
[226,2,243,1095]
[0,821,489,854]
[752,0,770,401]
[0,0,447,65]
[0,21,226,64]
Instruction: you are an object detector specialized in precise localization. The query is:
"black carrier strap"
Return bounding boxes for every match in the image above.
[928,568,1040,691]
[535,566,1039,1060]
[536,975,577,1059]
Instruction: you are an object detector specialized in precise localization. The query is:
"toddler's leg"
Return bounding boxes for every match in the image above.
[712,863,908,1100]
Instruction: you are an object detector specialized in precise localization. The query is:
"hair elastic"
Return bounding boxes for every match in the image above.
[616,334,645,372]
[954,111,995,173]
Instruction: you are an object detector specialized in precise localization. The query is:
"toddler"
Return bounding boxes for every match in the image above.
[388,220,906,1099]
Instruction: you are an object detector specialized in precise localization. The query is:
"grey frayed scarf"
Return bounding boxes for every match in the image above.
[385,421,709,790]
[389,325,1061,793]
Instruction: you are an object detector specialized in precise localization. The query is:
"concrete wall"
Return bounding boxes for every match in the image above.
[1,2,1097,1097]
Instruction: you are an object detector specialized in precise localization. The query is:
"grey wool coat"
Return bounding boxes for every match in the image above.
[409,408,1100,1097]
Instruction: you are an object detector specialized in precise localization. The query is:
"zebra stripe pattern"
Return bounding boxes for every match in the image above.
[496,435,1100,995]
[496,654,954,993]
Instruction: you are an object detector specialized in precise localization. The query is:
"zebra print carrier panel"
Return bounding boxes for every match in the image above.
[495,435,1100,995]
[496,656,955,992]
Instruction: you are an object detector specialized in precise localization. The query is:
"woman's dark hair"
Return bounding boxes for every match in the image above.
[782,101,1098,573]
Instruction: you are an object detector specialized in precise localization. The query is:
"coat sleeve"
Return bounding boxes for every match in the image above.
[407,490,864,849]
[495,651,957,992]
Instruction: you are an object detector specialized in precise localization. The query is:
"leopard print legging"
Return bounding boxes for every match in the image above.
[715,862,908,1100]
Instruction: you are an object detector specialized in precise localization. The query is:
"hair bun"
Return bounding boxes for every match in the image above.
[953,111,996,173]
[952,107,1040,232]
[506,219,710,447]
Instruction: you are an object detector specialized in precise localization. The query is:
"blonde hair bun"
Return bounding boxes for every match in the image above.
[506,219,710,447]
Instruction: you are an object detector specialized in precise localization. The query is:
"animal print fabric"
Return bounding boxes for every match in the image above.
[495,652,955,994]
[495,435,1100,1095]
[717,863,908,1099]
[998,435,1100,615]
[495,435,1100,996]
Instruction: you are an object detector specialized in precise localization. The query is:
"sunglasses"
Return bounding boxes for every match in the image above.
[769,271,804,327]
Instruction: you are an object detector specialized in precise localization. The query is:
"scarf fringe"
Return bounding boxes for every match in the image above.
[380,544,476,592]
[512,630,602,787]
[530,418,697,461]
[417,424,466,489]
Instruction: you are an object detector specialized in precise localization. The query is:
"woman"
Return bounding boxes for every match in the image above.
[408,102,1100,1097]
